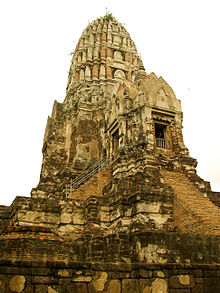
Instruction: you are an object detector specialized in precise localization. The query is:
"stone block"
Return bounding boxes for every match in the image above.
[73,276,92,282]
[91,272,108,291]
[58,224,76,233]
[122,279,141,293]
[151,278,168,293]
[169,275,195,288]
[203,278,220,293]
[34,285,48,293]
[66,283,87,293]
[9,275,25,293]
[136,202,161,213]
[142,286,150,293]
[107,280,121,293]
[57,269,71,278]
[32,276,58,284]
[192,284,204,293]
[31,267,52,276]
[139,269,152,278]
[60,213,72,224]
[100,211,109,222]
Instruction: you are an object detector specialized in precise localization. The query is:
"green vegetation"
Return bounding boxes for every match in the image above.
[72,100,78,109]
[92,276,98,281]
[104,10,113,21]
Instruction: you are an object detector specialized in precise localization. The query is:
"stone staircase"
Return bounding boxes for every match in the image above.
[68,165,112,200]
[65,155,113,197]
[161,169,220,235]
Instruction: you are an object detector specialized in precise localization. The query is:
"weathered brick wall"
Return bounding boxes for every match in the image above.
[1,227,220,265]
[0,260,219,292]
[68,165,112,200]
[9,197,60,229]
[0,226,74,263]
[161,169,220,235]
[1,165,175,240]
[0,206,9,233]
[209,191,220,207]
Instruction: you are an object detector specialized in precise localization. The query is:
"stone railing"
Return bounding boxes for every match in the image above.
[156,137,166,148]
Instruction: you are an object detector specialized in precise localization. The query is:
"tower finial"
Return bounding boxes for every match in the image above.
[104,7,113,21]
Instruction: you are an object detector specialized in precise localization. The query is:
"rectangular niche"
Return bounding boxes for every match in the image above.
[154,122,168,148]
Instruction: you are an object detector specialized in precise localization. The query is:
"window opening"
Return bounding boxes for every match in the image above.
[155,123,167,148]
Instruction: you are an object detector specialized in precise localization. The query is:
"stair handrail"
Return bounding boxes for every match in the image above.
[65,154,113,196]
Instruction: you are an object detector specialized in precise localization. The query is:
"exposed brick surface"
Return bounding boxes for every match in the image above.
[0,205,10,233]
[161,169,220,235]
[68,165,112,200]
[1,14,220,293]
[209,191,220,207]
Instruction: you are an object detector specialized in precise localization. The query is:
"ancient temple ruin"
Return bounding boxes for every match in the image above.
[0,14,220,292]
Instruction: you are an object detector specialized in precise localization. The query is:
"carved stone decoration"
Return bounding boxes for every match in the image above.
[87,47,93,60]
[114,69,125,79]
[100,64,105,79]
[92,65,99,79]
[114,50,123,61]
[79,69,85,82]
[106,66,112,78]
[0,16,219,293]
[85,65,91,80]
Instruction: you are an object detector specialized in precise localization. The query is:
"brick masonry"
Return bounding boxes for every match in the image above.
[0,260,219,292]
[0,14,220,292]
[161,169,220,235]
[68,165,112,200]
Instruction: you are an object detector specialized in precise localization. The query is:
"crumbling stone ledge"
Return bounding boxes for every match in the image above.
[0,260,219,292]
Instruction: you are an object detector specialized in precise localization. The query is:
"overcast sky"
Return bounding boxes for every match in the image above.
[0,0,219,206]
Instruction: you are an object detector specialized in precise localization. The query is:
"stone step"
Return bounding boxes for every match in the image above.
[161,169,220,235]
[68,165,112,200]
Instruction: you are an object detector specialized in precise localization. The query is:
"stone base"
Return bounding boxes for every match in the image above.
[0,260,219,292]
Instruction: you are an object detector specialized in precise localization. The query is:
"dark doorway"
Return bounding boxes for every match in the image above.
[155,123,167,148]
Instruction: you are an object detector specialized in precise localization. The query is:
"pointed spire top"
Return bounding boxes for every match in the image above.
[66,15,146,94]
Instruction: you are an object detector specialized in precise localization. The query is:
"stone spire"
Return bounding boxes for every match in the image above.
[65,15,146,98]
[0,16,219,286]
[32,13,215,225]
[33,14,190,198]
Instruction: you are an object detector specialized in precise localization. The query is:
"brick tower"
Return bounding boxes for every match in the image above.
[0,14,220,292]
[30,14,219,236]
